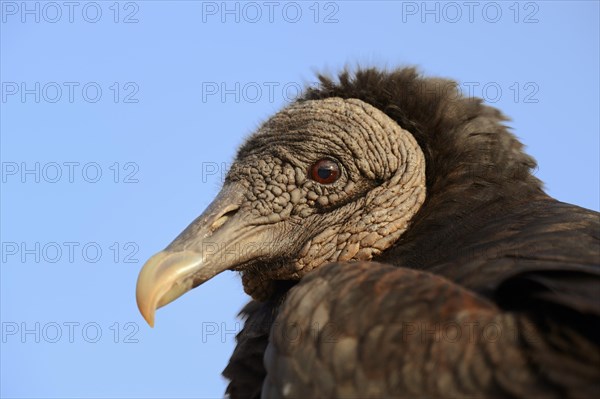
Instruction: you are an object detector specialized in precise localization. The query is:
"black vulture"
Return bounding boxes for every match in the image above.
[136,68,600,398]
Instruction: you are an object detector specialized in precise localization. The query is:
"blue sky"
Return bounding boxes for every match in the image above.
[1,1,598,398]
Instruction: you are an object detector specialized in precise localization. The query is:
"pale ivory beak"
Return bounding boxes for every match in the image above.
[136,183,276,327]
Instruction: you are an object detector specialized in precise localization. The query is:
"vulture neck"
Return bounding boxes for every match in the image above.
[375,112,550,273]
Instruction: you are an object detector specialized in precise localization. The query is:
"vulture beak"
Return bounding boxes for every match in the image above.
[136,182,269,327]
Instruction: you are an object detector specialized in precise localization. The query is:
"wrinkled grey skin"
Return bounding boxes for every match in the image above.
[223,97,427,299]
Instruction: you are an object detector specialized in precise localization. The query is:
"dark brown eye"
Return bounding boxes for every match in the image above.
[309,159,340,184]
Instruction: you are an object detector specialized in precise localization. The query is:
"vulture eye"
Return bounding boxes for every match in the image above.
[309,158,340,184]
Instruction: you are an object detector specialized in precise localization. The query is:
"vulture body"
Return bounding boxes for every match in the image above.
[136,68,600,398]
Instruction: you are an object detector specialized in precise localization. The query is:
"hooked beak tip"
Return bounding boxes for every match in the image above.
[136,251,174,328]
[136,291,156,328]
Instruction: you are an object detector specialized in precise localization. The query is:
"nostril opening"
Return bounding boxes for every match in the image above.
[221,207,239,219]
[210,205,240,231]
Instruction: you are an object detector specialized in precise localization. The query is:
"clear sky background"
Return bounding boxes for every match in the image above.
[1,1,598,398]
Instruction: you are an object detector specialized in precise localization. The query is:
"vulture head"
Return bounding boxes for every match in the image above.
[136,67,541,326]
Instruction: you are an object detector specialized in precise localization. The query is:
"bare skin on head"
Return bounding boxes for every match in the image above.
[136,97,426,326]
